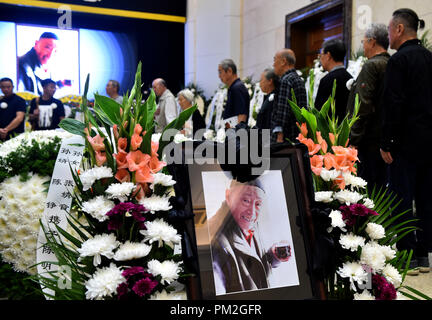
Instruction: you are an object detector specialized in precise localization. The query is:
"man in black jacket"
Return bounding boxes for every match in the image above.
[315,39,352,123]
[380,8,432,274]
[347,23,390,190]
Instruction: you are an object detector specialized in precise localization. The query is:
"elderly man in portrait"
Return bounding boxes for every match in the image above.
[208,179,291,295]
[152,78,179,133]
[346,23,390,191]
[18,32,59,95]
[271,48,307,144]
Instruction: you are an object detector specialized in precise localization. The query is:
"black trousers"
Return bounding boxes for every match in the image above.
[388,155,432,257]
[357,146,388,191]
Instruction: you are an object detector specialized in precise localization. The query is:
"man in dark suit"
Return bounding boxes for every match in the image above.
[315,39,352,123]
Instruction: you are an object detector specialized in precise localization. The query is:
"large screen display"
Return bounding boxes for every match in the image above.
[0,21,137,100]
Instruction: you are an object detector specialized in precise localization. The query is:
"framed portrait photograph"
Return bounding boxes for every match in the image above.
[176,142,324,300]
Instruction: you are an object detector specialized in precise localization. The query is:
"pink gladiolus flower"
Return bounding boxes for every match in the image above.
[134,123,143,136]
[135,166,154,184]
[329,133,336,145]
[115,169,131,183]
[95,151,107,166]
[126,150,151,172]
[310,155,324,176]
[131,133,143,151]
[117,138,128,153]
[114,151,128,169]
[316,132,328,154]
[149,155,166,173]
[113,124,119,141]
[87,134,105,152]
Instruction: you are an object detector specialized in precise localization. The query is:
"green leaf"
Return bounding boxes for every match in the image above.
[158,105,197,158]
[300,108,317,137]
[59,118,87,137]
[336,116,350,146]
[288,99,306,124]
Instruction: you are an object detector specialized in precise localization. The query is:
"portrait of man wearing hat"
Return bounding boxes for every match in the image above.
[207,178,292,295]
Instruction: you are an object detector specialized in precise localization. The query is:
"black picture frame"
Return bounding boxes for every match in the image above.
[168,141,325,300]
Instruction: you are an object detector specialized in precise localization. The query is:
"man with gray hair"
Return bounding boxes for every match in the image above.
[271,48,307,143]
[218,59,250,127]
[346,23,390,190]
[152,78,179,133]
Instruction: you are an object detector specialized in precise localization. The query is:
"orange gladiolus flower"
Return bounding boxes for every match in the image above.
[95,151,107,166]
[117,137,128,153]
[329,133,336,145]
[151,141,159,157]
[115,169,130,183]
[303,138,321,156]
[149,155,166,173]
[296,133,307,144]
[135,165,154,184]
[334,174,346,190]
[113,124,119,141]
[134,123,143,136]
[126,150,151,172]
[133,183,151,201]
[323,153,337,170]
[87,134,105,152]
[310,155,324,176]
[297,122,308,137]
[114,151,128,169]
[131,133,143,151]
[316,131,328,154]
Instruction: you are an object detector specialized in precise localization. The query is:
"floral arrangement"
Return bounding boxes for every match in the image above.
[34,62,196,300]
[289,81,430,300]
[0,130,73,299]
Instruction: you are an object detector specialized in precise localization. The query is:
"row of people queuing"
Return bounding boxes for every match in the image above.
[198,8,431,274]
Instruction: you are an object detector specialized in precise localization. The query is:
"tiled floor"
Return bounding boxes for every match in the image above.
[401,253,432,300]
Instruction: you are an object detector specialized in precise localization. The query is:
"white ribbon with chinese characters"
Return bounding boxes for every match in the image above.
[36,134,85,298]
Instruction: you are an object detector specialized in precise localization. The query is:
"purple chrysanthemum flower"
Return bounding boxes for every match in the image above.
[372,274,397,300]
[116,282,129,300]
[122,266,147,280]
[106,202,148,230]
[132,277,158,297]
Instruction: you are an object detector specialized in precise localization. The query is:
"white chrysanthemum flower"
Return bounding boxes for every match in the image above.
[150,173,176,190]
[140,195,172,213]
[383,264,402,288]
[147,259,182,285]
[105,182,135,202]
[81,196,115,222]
[353,290,375,300]
[360,242,387,272]
[80,166,113,191]
[113,241,152,261]
[339,233,366,252]
[314,191,334,203]
[334,190,363,205]
[174,133,192,144]
[342,172,367,189]
[365,222,386,240]
[380,245,397,261]
[77,233,120,266]
[362,197,375,209]
[337,261,369,291]
[140,218,181,248]
[328,210,346,232]
[0,173,49,273]
[85,263,125,300]
[320,169,341,182]
[149,289,187,300]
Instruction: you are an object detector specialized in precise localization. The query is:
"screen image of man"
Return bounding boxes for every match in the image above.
[28,79,65,130]
[17,32,61,95]
[207,179,291,295]
[0,77,26,141]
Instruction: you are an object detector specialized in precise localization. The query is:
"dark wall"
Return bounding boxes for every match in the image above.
[0,1,186,96]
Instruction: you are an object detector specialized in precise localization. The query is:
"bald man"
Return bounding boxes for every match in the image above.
[152,78,179,133]
[271,48,307,143]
